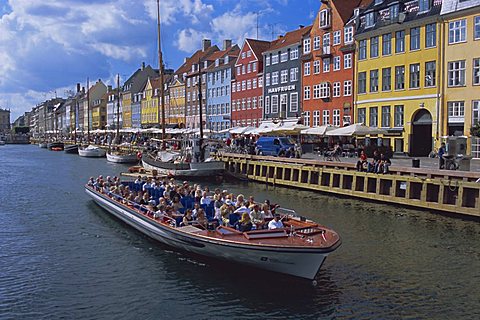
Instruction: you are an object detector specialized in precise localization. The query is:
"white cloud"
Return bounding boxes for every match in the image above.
[176,28,212,52]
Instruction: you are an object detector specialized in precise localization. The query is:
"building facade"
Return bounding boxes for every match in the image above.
[355,0,443,156]
[168,76,186,127]
[441,0,480,158]
[302,0,368,128]
[106,86,122,130]
[141,77,161,127]
[263,26,311,121]
[0,108,11,133]
[206,42,239,132]
[232,39,270,127]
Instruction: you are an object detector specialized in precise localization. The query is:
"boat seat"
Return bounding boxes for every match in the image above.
[177,225,204,234]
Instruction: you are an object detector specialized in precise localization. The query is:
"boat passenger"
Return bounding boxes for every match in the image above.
[172,195,184,212]
[376,153,391,174]
[237,212,253,232]
[268,214,284,230]
[88,177,95,186]
[196,209,208,228]
[134,175,142,185]
[192,202,201,219]
[261,203,273,219]
[213,194,223,221]
[235,194,245,208]
[134,192,143,204]
[220,200,234,226]
[234,203,250,216]
[356,151,367,172]
[181,209,194,226]
[249,204,266,229]
[200,191,212,206]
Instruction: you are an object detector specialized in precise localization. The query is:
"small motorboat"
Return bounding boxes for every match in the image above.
[47,141,64,151]
[64,144,79,154]
[78,145,106,158]
[0,141,5,146]
[106,150,140,164]
[39,142,48,148]
[51,147,63,151]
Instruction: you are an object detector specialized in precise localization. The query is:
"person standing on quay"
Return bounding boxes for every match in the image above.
[438,143,446,169]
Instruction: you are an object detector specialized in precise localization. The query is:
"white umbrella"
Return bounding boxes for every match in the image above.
[301,125,336,136]
[229,126,255,134]
[326,123,387,136]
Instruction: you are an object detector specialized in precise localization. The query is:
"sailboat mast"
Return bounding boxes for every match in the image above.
[198,57,204,139]
[87,77,90,144]
[116,73,120,140]
[157,0,166,145]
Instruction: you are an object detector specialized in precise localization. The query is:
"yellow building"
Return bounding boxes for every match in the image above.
[355,0,443,156]
[141,77,160,127]
[168,76,186,127]
[441,1,480,158]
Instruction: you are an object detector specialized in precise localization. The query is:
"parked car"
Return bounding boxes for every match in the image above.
[255,136,296,157]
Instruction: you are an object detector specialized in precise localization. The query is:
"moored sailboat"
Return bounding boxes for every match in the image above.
[78,145,106,157]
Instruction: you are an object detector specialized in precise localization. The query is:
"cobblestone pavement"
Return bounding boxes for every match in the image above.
[302,153,480,173]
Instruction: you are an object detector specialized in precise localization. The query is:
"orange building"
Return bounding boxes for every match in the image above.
[301,0,369,127]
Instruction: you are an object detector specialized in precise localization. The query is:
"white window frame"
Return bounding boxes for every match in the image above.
[344,26,354,44]
[323,58,330,73]
[449,19,467,44]
[344,80,352,96]
[473,58,480,85]
[344,53,352,69]
[333,109,340,126]
[272,71,279,85]
[304,111,310,127]
[313,110,320,127]
[322,110,330,125]
[448,60,466,87]
[313,60,320,74]
[333,31,341,45]
[290,67,298,82]
[304,62,311,76]
[290,48,299,60]
[313,36,320,50]
[303,38,311,54]
[304,86,311,100]
[448,101,465,123]
[320,82,330,98]
[271,95,279,114]
[319,9,331,28]
[265,96,271,114]
[280,69,288,84]
[333,56,340,71]
[333,82,341,97]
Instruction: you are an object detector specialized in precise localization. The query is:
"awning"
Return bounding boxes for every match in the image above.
[326,123,388,136]
[301,125,336,136]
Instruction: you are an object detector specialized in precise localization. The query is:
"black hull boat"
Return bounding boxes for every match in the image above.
[47,141,64,150]
[64,144,79,154]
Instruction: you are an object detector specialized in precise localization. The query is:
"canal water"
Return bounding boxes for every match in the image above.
[0,145,479,319]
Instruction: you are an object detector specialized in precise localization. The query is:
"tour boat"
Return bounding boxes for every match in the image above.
[106,151,139,164]
[78,145,106,158]
[85,183,341,280]
[64,144,79,154]
[47,141,64,150]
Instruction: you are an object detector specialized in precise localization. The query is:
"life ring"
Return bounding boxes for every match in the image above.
[136,151,143,160]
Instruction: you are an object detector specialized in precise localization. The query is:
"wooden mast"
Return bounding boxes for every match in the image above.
[157,0,166,147]
[116,73,120,142]
[87,77,90,144]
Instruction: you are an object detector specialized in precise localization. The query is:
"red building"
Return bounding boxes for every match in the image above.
[231,39,271,127]
[301,0,369,128]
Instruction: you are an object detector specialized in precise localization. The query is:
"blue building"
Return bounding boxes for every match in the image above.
[206,42,239,132]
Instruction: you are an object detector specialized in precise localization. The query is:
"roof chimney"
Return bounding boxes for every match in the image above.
[299,25,304,29]
[108,85,112,91]
[141,62,145,70]
[76,83,81,93]
[223,39,232,50]
[202,39,211,52]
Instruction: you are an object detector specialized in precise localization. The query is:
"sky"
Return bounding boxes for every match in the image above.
[0,0,321,122]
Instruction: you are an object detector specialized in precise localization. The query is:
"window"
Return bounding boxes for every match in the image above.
[333,31,341,45]
[290,93,298,112]
[242,65,245,74]
[473,58,480,85]
[370,69,379,92]
[395,30,405,53]
[344,53,352,69]
[265,96,270,114]
[265,73,270,86]
[425,61,436,87]
[247,63,251,73]
[323,33,331,53]
[265,56,271,66]
[449,20,466,44]
[390,4,399,20]
[271,95,279,113]
[290,48,299,60]
[333,56,340,71]
[313,111,320,127]
[382,67,391,91]
[323,58,330,73]
[448,60,466,86]
[474,16,480,40]
[320,9,331,28]
[304,111,310,127]
[252,98,257,109]
[313,84,321,99]
[242,80,246,91]
[280,70,288,83]
[259,77,263,87]
[410,64,420,88]
[381,106,391,127]
[253,78,257,89]
[304,38,311,53]
[281,52,288,62]
[473,101,480,125]
[344,80,352,96]
[333,82,341,97]
[320,83,330,98]
[313,60,320,74]
[323,110,330,125]
[426,23,436,48]
[395,66,405,90]
[365,12,375,28]
[358,72,367,94]
[333,109,340,126]
[370,36,379,58]
[313,36,321,50]
[359,40,367,60]
[290,68,299,82]
[280,94,287,115]
[410,27,420,51]
[358,108,366,124]
[271,54,279,64]
[272,71,279,85]
[394,105,404,127]
[304,86,311,100]
[344,26,354,43]
[369,107,378,127]
[448,101,465,121]
[418,0,430,12]
[252,62,257,72]
[382,33,392,55]
[304,62,311,76]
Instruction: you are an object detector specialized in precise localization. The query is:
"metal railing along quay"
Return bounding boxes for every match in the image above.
[216,152,480,218]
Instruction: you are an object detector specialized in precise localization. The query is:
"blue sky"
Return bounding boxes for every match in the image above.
[0,0,320,122]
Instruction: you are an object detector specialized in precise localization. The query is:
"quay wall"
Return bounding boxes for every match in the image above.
[216,153,480,218]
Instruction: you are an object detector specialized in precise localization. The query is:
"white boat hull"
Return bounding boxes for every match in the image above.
[79,147,106,157]
[0,141,5,146]
[86,187,336,279]
[39,143,47,148]
[142,158,224,177]
[106,152,139,163]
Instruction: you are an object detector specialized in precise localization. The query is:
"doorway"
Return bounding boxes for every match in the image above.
[410,109,432,157]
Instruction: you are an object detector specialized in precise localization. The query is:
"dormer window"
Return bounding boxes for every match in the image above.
[418,0,430,13]
[203,61,208,69]
[365,12,375,28]
[390,4,399,20]
[215,59,220,67]
[319,9,331,29]
[224,56,229,64]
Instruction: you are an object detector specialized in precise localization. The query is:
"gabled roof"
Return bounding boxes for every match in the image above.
[332,0,371,24]
[175,45,219,76]
[205,45,240,71]
[265,25,312,53]
[245,38,272,60]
